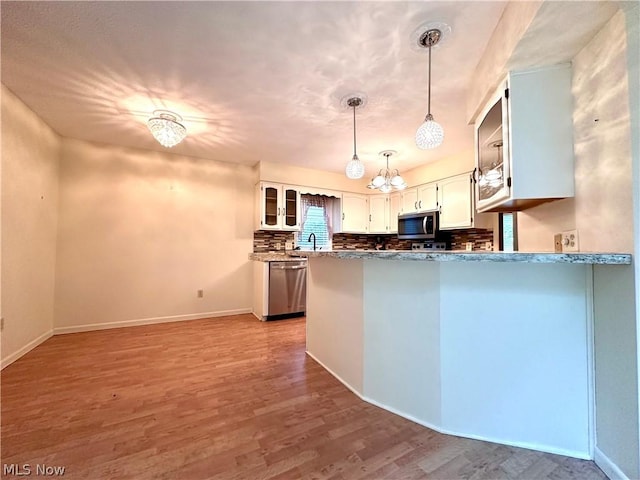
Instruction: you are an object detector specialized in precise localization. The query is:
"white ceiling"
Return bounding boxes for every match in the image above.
[0,1,620,176]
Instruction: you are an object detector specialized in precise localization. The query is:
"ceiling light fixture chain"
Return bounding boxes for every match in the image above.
[415,26,446,150]
[344,95,366,179]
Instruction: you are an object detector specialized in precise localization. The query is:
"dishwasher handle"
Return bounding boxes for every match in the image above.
[271,265,306,270]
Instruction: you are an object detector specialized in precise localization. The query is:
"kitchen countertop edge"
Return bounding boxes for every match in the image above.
[249,253,308,262]
[266,250,632,265]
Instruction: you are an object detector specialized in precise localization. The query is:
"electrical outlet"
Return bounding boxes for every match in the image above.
[561,230,579,252]
[275,242,281,250]
[285,241,293,250]
[197,289,204,298]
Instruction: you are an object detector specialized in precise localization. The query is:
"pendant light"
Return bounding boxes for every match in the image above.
[344,96,365,179]
[415,28,444,149]
[147,110,187,148]
[367,150,406,193]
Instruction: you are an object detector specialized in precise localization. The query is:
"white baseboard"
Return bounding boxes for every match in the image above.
[595,447,630,480]
[305,350,365,399]
[1,329,53,370]
[53,309,252,335]
[306,349,590,461]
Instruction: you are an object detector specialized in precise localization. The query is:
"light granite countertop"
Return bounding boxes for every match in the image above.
[249,252,308,262]
[265,249,632,265]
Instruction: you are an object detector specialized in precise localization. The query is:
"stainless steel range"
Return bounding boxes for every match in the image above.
[411,241,447,251]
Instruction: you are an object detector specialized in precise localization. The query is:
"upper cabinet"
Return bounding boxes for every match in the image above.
[438,173,474,230]
[340,193,369,234]
[475,64,574,212]
[255,182,301,231]
[369,194,390,234]
[388,193,402,233]
[400,182,438,214]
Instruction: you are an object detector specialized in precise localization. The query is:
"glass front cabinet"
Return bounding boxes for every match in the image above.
[256,182,301,231]
[475,87,511,210]
[474,64,575,212]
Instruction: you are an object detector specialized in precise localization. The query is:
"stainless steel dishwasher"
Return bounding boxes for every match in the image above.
[268,260,306,318]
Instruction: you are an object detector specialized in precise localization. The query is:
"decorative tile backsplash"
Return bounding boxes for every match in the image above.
[254,228,494,252]
[253,230,295,253]
[450,229,494,251]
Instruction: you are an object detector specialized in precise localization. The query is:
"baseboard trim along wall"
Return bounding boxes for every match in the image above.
[305,350,363,399]
[2,309,253,369]
[594,447,631,480]
[53,309,253,335]
[306,348,593,462]
[1,330,54,370]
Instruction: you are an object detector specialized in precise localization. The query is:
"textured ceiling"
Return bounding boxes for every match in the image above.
[0,1,620,176]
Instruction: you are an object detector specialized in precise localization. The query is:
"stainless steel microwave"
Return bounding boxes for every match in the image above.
[397,210,439,240]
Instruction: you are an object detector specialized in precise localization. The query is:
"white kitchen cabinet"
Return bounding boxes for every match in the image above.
[369,194,389,234]
[389,193,401,233]
[340,193,369,233]
[475,64,574,212]
[255,182,301,231]
[400,182,437,214]
[438,173,474,230]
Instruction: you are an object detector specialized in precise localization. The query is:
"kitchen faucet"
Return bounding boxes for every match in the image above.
[308,232,317,251]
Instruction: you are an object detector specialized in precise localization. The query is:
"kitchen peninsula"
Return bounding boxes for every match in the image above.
[291,250,632,460]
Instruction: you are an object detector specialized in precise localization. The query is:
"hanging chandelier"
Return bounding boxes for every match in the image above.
[344,96,365,179]
[367,150,407,193]
[415,27,445,150]
[147,110,187,148]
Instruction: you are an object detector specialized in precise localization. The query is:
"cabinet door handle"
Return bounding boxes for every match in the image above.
[277,207,281,216]
[419,200,422,209]
[414,201,418,210]
[342,213,345,220]
[369,214,372,221]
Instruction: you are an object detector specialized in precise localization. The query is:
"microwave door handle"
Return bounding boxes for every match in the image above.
[423,216,428,234]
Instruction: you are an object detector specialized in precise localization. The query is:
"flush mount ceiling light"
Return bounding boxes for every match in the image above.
[147,110,187,148]
[415,25,448,150]
[367,150,407,193]
[343,95,366,179]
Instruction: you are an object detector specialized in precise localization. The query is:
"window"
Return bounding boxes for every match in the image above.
[297,195,334,250]
[499,212,518,251]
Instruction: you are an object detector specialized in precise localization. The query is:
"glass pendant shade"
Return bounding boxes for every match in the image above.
[379,184,392,194]
[390,173,407,189]
[372,173,386,188]
[416,114,444,149]
[345,155,365,179]
[147,110,187,148]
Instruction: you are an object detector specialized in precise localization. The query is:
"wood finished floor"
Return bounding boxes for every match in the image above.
[2,315,607,480]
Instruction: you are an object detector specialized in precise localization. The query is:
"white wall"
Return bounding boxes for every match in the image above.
[54,139,254,331]
[258,160,369,193]
[305,257,364,392]
[518,9,634,254]
[1,85,61,367]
